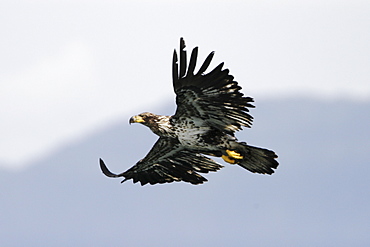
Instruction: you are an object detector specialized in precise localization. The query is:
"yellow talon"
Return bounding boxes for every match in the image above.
[222,155,237,164]
[226,150,243,159]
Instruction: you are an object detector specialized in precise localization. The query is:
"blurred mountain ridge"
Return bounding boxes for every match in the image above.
[1,97,369,247]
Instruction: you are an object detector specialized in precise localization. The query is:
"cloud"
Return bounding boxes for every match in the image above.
[0,40,98,167]
[1,0,369,169]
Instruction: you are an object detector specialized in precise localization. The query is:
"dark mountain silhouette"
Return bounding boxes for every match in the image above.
[1,98,369,247]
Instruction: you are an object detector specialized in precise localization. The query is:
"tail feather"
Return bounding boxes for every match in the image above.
[231,143,279,174]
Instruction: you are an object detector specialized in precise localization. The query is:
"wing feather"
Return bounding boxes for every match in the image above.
[172,49,179,88]
[172,38,254,135]
[196,51,214,76]
[187,47,198,76]
[179,38,187,78]
[99,137,223,185]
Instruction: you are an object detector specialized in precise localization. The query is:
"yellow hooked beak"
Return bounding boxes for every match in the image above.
[129,115,145,124]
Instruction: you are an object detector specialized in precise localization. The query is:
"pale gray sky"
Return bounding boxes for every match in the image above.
[1,0,369,169]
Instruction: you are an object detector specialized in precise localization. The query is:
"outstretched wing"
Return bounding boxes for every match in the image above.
[99,137,223,186]
[172,38,255,135]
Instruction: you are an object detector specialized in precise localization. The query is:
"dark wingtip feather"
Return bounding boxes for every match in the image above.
[180,37,185,50]
[172,49,179,86]
[196,51,215,76]
[179,38,187,78]
[187,47,198,76]
[100,158,121,178]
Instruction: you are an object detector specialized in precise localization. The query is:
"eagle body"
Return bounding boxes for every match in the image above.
[173,116,230,150]
[99,38,279,185]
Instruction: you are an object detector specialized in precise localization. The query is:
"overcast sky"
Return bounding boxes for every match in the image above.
[1,0,369,169]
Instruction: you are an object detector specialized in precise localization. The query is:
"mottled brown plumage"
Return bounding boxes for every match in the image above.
[100,38,279,185]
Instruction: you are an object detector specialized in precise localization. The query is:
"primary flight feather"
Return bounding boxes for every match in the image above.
[100,38,279,185]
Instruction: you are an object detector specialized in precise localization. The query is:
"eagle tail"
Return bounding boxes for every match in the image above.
[225,142,279,174]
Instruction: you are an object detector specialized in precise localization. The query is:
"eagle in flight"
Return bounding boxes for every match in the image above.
[99,38,278,185]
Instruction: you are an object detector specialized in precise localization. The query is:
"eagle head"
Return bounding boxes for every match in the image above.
[129,112,172,137]
[129,112,158,125]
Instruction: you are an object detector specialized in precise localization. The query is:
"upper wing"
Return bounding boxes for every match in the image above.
[172,38,255,135]
[99,137,223,186]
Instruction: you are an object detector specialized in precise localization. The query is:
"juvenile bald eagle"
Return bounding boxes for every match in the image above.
[100,38,278,185]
